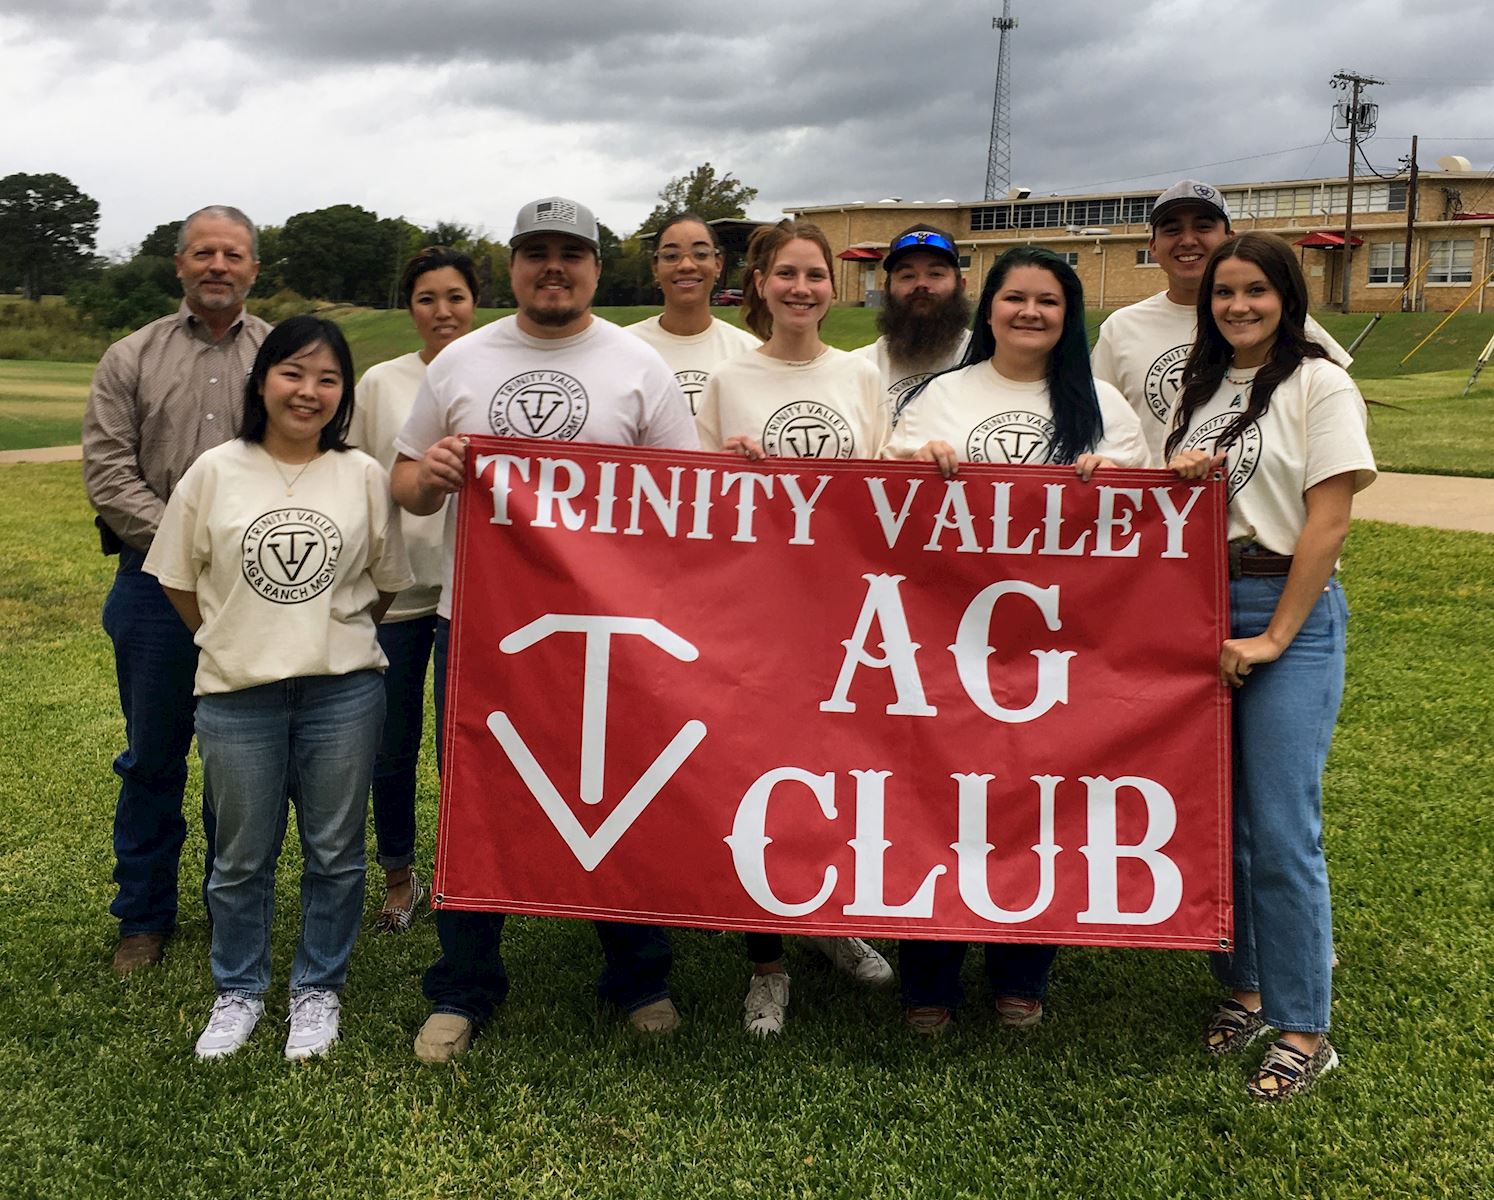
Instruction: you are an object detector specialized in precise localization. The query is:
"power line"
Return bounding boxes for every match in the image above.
[1040,141,1330,194]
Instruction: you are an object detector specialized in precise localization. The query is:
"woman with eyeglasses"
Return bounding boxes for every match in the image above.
[628,211,759,416]
[885,246,1147,1036]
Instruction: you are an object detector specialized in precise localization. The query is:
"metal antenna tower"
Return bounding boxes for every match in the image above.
[984,3,1018,200]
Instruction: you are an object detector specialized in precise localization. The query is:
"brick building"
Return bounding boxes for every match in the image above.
[787,163,1494,313]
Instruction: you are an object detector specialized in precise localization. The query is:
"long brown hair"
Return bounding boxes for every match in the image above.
[741,219,836,340]
[1165,232,1330,461]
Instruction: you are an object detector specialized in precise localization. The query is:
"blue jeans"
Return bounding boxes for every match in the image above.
[196,671,384,997]
[371,615,437,869]
[425,618,673,1020]
[1210,576,1347,1034]
[898,940,1059,1011]
[102,547,214,936]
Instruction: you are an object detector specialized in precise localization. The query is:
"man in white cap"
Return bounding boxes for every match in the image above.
[1092,179,1350,463]
[853,223,972,420]
[391,196,698,1061]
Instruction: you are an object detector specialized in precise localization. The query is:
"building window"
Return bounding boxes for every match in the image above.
[957,254,972,268]
[1122,197,1155,224]
[971,206,1007,232]
[1051,251,1079,267]
[1427,239,1474,284]
[1367,241,1406,285]
[1136,248,1157,266]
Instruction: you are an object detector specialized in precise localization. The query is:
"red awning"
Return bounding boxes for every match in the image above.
[1295,231,1364,248]
[837,247,883,261]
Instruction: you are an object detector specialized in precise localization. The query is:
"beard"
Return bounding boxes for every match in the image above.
[878,288,973,368]
[521,300,588,328]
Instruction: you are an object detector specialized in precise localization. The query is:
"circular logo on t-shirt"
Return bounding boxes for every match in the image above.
[675,369,709,416]
[967,411,1057,464]
[1144,344,1192,425]
[1181,413,1263,500]
[762,402,855,459]
[490,370,590,439]
[889,371,933,412]
[241,508,343,604]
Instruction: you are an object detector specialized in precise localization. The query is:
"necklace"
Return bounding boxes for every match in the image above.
[1225,371,1255,386]
[266,448,320,495]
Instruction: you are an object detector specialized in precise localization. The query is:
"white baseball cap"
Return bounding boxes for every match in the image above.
[1150,180,1232,228]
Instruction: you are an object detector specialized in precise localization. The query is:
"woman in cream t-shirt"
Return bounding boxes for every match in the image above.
[627,211,759,417]
[696,219,895,1035]
[350,246,478,935]
[1168,233,1375,1102]
[887,246,1147,1038]
[147,316,412,1063]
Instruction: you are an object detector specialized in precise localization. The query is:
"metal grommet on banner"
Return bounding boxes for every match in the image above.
[433,893,444,907]
[1218,937,1232,950]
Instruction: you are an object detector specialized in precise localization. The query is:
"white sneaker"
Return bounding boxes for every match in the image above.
[743,972,790,1036]
[284,989,341,1060]
[195,994,265,1060]
[810,937,894,987]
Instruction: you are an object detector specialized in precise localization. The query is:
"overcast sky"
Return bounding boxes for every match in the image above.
[3,0,1491,256]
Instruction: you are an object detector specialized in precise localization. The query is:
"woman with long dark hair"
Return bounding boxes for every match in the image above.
[888,246,1147,1035]
[886,245,1146,477]
[350,246,478,933]
[146,316,412,1060]
[1167,232,1375,1101]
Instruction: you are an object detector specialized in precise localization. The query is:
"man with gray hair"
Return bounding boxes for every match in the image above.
[83,205,269,975]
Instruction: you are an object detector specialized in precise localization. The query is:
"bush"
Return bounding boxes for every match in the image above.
[0,299,109,360]
[246,289,317,324]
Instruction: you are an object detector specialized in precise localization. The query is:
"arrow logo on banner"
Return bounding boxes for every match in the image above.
[487,615,707,872]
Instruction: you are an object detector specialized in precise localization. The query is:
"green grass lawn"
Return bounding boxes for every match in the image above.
[0,359,95,451]
[0,462,1490,1198]
[5,310,1492,478]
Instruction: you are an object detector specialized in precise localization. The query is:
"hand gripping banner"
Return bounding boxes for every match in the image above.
[434,436,1232,951]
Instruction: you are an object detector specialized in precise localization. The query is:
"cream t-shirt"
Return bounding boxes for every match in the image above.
[626,315,760,416]
[351,350,445,622]
[852,330,972,420]
[1173,357,1376,554]
[885,362,1150,467]
[1091,291,1352,464]
[395,314,699,619]
[696,347,889,459]
[144,440,414,695]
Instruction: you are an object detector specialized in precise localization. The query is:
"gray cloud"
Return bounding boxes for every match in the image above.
[5,0,1490,245]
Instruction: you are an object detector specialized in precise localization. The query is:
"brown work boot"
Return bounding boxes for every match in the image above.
[112,932,168,976]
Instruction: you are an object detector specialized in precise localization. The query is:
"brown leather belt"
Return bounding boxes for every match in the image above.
[1229,541,1293,579]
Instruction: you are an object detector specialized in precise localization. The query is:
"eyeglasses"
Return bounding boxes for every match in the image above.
[655,247,719,265]
[888,230,957,258]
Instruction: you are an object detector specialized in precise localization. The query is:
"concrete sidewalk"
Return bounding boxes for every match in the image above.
[2,444,1491,534]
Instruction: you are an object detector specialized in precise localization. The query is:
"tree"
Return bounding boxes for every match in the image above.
[137,220,183,260]
[421,220,474,248]
[0,172,100,300]
[278,205,413,306]
[68,256,178,331]
[637,162,758,238]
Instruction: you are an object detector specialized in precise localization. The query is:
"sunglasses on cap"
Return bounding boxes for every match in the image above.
[888,230,957,258]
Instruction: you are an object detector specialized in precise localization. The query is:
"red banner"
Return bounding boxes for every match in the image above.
[435,436,1232,951]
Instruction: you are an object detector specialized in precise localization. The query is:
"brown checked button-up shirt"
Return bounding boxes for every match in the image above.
[82,302,271,553]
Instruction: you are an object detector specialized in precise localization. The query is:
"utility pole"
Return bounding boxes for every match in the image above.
[1331,69,1383,313]
[1401,134,1419,311]
[984,3,1018,201]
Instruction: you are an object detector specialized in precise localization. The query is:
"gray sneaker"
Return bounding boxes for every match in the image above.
[284,989,341,1060]
[195,994,265,1060]
[809,937,894,987]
